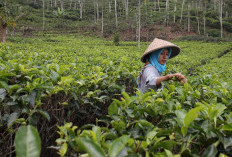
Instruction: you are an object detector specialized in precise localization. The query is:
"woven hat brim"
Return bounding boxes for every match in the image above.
[141,45,180,63]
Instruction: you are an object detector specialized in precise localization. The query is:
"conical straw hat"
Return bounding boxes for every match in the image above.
[141,38,180,63]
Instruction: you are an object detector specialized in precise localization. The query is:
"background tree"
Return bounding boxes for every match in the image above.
[180,0,185,24]
[173,0,177,23]
[1,0,232,41]
[187,1,190,32]
[101,0,104,36]
[79,0,83,19]
[0,0,26,42]
[138,0,141,49]
[43,0,45,30]
[114,0,118,28]
[165,0,169,26]
[219,0,223,38]
[53,7,65,28]
[0,1,9,42]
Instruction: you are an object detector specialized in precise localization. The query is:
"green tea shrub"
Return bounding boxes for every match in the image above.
[179,35,232,42]
[223,21,232,32]
[207,29,221,37]
[1,35,232,157]
[55,75,232,157]
[29,2,41,9]
[113,32,120,46]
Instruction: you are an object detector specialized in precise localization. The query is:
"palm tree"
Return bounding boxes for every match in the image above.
[53,7,65,28]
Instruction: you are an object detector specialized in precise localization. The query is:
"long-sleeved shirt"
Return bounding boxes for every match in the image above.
[138,65,163,93]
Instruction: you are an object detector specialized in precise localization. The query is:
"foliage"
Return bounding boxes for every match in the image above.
[53,7,66,28]
[0,35,232,156]
[113,32,120,46]
[15,125,41,157]
[8,0,232,40]
[56,75,232,156]
[0,0,26,26]
[179,35,232,42]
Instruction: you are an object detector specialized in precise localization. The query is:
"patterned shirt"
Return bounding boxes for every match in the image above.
[138,65,163,93]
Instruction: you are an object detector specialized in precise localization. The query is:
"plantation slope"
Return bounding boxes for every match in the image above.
[201,50,232,78]
[166,41,232,75]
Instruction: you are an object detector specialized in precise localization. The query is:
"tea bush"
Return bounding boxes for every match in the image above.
[1,35,232,156]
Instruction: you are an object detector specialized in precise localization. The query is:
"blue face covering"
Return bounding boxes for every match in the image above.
[148,48,172,73]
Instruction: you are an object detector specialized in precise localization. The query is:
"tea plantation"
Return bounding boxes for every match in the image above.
[1,35,232,157]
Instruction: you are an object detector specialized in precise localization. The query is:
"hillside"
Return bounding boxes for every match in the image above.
[2,0,232,41]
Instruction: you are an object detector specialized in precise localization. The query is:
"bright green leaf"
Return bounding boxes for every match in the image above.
[109,135,130,157]
[76,137,106,157]
[108,103,119,116]
[201,144,218,157]
[59,143,68,157]
[184,106,203,127]
[7,112,19,128]
[221,125,232,131]
[38,110,50,121]
[15,125,41,157]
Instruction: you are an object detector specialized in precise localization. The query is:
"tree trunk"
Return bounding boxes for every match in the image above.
[154,0,157,11]
[196,2,200,34]
[70,0,73,9]
[109,0,111,12]
[180,0,185,24]
[165,0,169,26]
[125,0,128,19]
[83,0,86,13]
[60,0,64,11]
[43,0,45,30]
[158,0,160,12]
[80,0,83,19]
[144,0,148,41]
[188,2,190,32]
[174,0,177,23]
[138,0,141,49]
[97,0,99,22]
[75,0,77,9]
[219,0,223,38]
[0,24,7,43]
[115,0,118,28]
[102,0,104,36]
[204,14,206,35]
[94,0,96,23]
[197,17,200,34]
[54,0,57,7]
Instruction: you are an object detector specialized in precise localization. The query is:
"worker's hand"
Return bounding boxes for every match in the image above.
[173,73,187,84]
[165,73,187,84]
[166,74,175,80]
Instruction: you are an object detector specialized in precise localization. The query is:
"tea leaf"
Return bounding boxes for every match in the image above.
[38,110,50,121]
[76,137,106,157]
[7,112,19,128]
[0,88,6,101]
[109,135,130,157]
[108,103,119,116]
[201,144,218,157]
[15,125,41,157]
[184,106,203,127]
